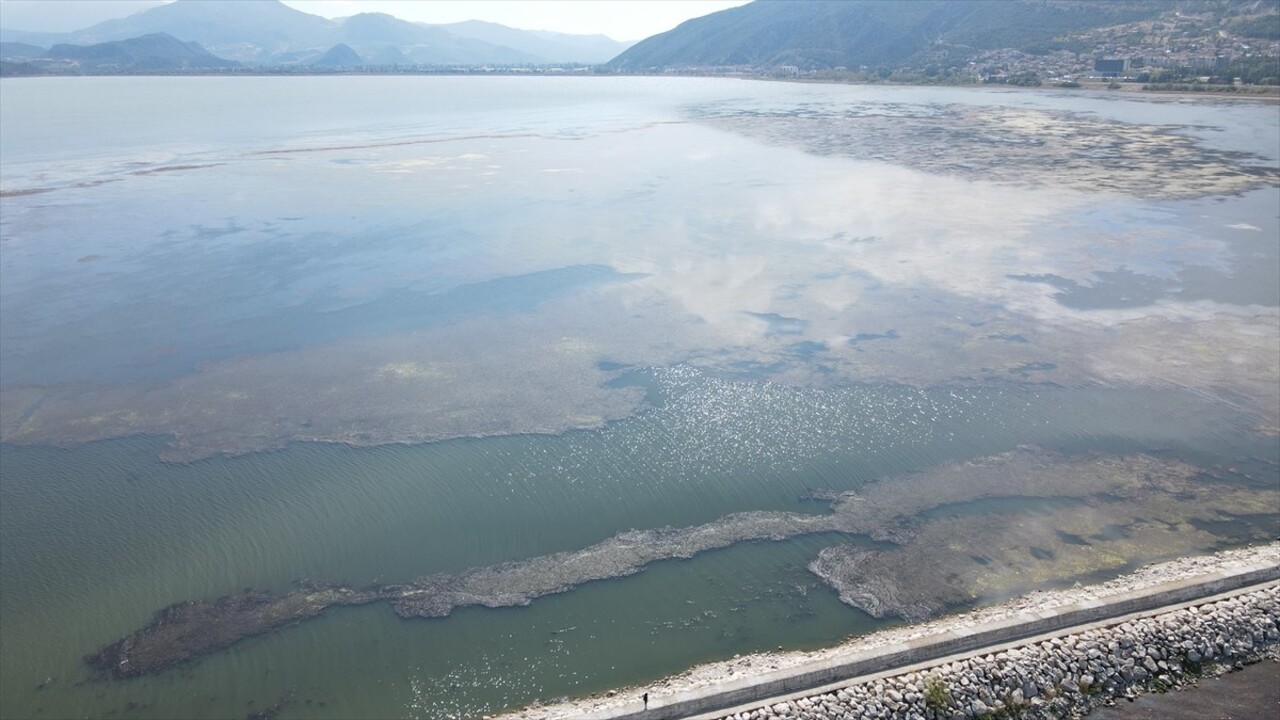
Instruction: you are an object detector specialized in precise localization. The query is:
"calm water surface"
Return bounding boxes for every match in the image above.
[1,77,1277,719]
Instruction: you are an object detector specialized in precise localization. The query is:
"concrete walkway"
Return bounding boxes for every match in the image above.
[581,558,1279,720]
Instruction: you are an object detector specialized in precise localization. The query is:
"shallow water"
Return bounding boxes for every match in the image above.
[1,77,1277,719]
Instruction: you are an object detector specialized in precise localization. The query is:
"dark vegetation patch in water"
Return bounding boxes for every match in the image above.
[1056,530,1093,546]
[1189,512,1280,541]
[920,495,1085,521]
[1091,524,1133,542]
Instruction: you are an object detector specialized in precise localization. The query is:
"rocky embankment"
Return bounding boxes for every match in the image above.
[726,586,1279,720]
[505,544,1280,719]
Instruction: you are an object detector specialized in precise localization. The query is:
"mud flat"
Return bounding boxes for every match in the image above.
[500,544,1280,720]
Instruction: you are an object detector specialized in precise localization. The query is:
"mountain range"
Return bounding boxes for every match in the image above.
[42,32,238,71]
[0,0,632,67]
[609,0,1278,72]
[2,0,1275,76]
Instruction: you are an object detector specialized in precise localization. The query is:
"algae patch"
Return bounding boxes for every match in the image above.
[86,448,1275,678]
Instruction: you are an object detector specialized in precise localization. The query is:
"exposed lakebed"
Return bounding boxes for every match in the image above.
[1,78,1277,719]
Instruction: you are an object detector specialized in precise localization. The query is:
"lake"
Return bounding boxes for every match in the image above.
[1,76,1277,719]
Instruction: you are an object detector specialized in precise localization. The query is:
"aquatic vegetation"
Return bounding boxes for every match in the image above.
[701,103,1279,199]
[86,448,1276,679]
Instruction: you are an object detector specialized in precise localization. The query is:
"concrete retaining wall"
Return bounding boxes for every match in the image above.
[585,559,1280,720]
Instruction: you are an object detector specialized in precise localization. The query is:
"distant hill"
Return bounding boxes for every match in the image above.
[0,41,46,60]
[607,0,1240,71]
[43,32,239,71]
[333,14,539,66]
[54,0,333,62]
[438,20,632,64]
[312,43,361,68]
[338,12,434,47]
[364,44,410,67]
[0,0,623,67]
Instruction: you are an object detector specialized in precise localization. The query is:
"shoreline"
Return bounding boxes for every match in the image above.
[763,75,1280,102]
[501,543,1280,719]
[694,583,1280,720]
[2,71,1277,101]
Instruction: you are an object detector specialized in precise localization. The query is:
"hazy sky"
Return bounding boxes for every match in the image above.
[0,0,751,40]
[0,1,165,31]
[284,1,750,39]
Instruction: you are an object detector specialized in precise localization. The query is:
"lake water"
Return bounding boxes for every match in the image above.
[1,77,1277,719]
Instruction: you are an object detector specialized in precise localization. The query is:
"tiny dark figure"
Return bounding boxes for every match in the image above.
[642,692,649,709]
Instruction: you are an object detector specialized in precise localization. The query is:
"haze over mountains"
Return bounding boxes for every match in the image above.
[1,0,1276,76]
[609,0,1279,72]
[40,32,238,71]
[0,0,632,67]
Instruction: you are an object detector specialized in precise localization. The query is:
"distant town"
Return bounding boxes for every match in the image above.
[646,10,1280,93]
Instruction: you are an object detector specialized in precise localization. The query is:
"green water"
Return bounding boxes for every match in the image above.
[2,373,1275,719]
[2,77,1277,719]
